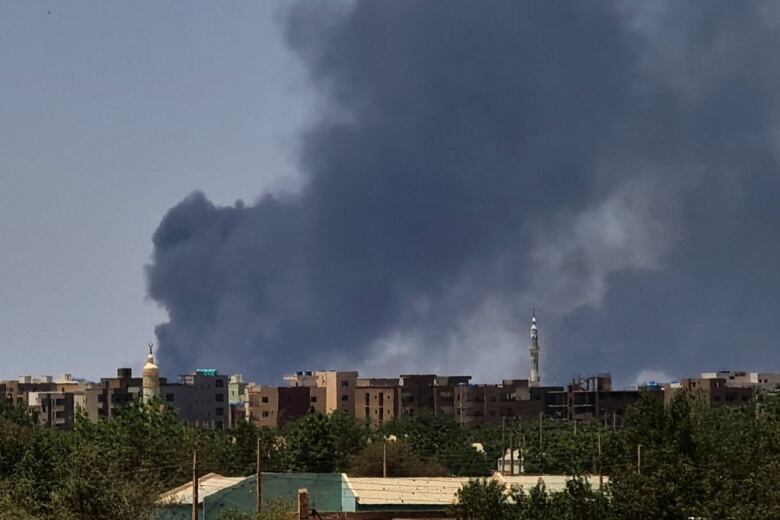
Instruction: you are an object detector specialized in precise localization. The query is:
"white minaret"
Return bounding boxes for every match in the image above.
[529,311,540,387]
[142,343,160,402]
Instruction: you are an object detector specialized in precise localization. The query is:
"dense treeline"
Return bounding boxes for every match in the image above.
[1,391,780,518]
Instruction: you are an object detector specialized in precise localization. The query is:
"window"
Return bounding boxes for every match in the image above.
[310,396,318,403]
[216,407,224,416]
[166,394,175,402]
[216,394,224,402]
[341,395,349,402]
[365,393,370,405]
[262,396,269,403]
[341,381,349,387]
[215,379,224,388]
[262,411,269,418]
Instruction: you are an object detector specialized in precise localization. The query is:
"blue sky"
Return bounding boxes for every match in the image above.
[0,1,310,379]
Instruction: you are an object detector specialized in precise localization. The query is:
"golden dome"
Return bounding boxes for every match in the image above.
[143,343,159,377]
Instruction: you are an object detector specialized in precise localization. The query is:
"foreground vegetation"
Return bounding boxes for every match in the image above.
[1,390,780,518]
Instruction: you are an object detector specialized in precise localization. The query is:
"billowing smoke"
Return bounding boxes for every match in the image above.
[147,1,780,384]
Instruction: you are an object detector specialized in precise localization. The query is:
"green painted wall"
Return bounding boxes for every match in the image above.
[157,472,345,519]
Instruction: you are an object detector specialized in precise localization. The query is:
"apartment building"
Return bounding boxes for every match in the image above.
[700,371,780,393]
[162,369,230,429]
[82,368,144,421]
[1,374,86,406]
[30,390,86,430]
[544,374,658,425]
[665,377,754,406]
[245,385,315,428]
[284,370,357,415]
[355,378,399,426]
[454,380,553,427]
[228,374,248,405]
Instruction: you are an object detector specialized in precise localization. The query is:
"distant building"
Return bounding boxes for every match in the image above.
[162,369,230,429]
[355,378,399,426]
[700,371,780,393]
[665,377,754,406]
[283,370,357,415]
[82,367,144,421]
[544,374,658,425]
[29,390,85,430]
[228,374,248,405]
[246,385,314,428]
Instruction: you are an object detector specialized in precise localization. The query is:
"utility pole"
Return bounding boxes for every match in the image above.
[509,434,515,476]
[192,451,199,520]
[256,438,262,513]
[501,418,507,473]
[637,444,642,475]
[597,432,603,490]
[383,440,388,478]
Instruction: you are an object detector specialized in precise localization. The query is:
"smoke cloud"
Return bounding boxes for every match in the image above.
[147,1,780,385]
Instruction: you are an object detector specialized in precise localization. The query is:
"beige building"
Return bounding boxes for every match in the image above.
[283,370,357,414]
[355,378,399,426]
[665,377,754,406]
[700,371,780,392]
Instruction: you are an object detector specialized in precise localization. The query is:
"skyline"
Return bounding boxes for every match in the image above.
[3,1,780,386]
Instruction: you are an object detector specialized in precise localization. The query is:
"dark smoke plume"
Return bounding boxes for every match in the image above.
[147,1,780,385]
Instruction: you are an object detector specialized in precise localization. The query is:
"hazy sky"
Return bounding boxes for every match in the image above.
[0,1,310,380]
[4,1,780,387]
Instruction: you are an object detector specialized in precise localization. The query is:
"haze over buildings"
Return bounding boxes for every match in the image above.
[3,2,780,384]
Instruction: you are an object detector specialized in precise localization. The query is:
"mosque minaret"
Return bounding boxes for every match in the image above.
[142,343,160,402]
[529,311,540,387]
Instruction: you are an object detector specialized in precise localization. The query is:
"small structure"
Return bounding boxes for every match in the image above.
[496,448,523,475]
[156,472,343,519]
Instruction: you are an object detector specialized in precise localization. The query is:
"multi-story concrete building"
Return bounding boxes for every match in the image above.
[1,374,89,429]
[1,374,86,407]
[700,371,780,393]
[454,381,554,427]
[665,377,754,406]
[284,370,357,415]
[544,374,658,425]
[355,378,399,426]
[82,367,144,421]
[162,369,230,429]
[245,385,315,428]
[228,374,248,405]
[29,390,86,430]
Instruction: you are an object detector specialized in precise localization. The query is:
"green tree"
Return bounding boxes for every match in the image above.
[451,478,511,520]
[328,410,368,471]
[347,439,447,477]
[284,412,336,472]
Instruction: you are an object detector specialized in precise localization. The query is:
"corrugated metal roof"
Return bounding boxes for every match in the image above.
[345,474,608,505]
[345,477,471,505]
[158,473,249,505]
[497,474,608,492]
